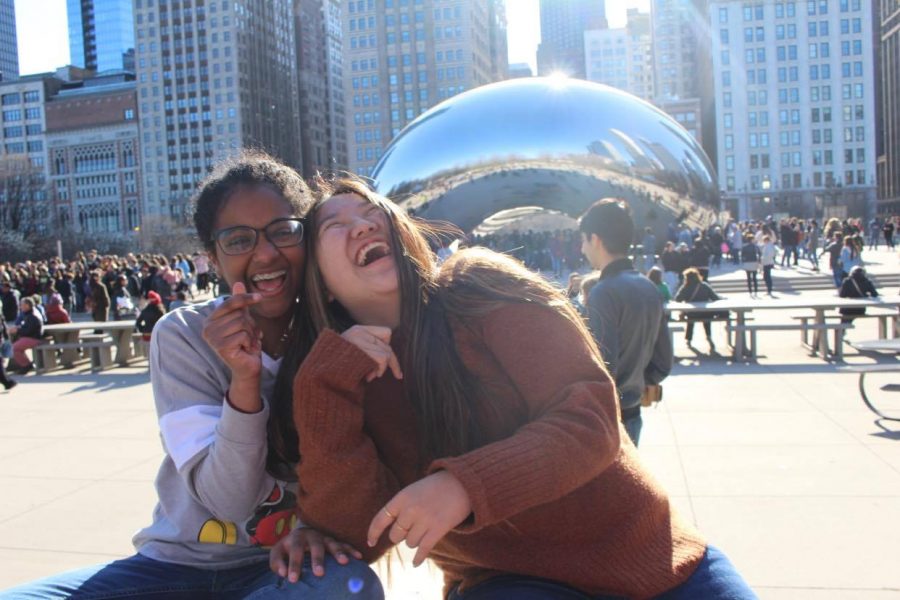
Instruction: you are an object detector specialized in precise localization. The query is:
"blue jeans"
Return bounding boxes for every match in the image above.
[447,545,755,599]
[832,266,844,288]
[622,410,642,447]
[0,553,383,600]
[761,265,773,294]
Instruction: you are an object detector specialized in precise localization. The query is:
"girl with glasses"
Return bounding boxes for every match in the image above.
[4,154,382,600]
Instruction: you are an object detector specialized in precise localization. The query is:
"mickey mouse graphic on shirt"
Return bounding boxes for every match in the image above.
[197,482,298,547]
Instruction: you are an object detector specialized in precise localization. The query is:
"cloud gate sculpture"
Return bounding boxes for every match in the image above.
[371,77,721,237]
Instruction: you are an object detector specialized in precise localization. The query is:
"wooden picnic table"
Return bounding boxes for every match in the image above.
[667,295,900,360]
[43,320,138,367]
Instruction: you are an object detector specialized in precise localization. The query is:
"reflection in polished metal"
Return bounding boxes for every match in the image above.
[372,77,721,236]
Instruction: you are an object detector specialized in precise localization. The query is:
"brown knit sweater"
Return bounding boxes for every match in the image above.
[292,302,706,599]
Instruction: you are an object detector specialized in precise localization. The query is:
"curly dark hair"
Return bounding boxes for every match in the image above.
[192,151,312,253]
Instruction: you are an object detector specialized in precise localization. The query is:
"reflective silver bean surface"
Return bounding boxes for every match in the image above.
[372,77,720,235]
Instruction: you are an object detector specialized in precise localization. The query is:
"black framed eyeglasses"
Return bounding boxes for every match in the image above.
[213,218,305,256]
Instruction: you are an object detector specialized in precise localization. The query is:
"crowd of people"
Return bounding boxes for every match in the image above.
[0,250,218,385]
[475,213,896,301]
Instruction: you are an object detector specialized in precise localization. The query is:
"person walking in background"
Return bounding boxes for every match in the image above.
[709,225,725,269]
[660,240,683,295]
[0,279,20,324]
[840,235,862,282]
[727,220,743,265]
[580,199,673,447]
[779,220,796,268]
[0,298,17,390]
[883,217,895,249]
[760,235,777,296]
[674,267,721,353]
[806,220,820,271]
[193,251,210,292]
[868,217,880,250]
[741,234,761,296]
[88,271,110,323]
[821,232,845,288]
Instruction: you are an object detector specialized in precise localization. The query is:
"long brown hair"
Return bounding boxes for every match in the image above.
[298,175,604,461]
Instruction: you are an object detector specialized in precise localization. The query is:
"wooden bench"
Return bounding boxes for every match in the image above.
[34,334,115,373]
[728,322,852,360]
[838,364,900,421]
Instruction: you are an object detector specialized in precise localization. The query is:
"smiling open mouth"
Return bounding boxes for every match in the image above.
[250,270,287,293]
[357,242,392,266]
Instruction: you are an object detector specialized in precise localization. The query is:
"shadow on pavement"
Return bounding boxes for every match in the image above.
[24,373,153,394]
[672,361,896,376]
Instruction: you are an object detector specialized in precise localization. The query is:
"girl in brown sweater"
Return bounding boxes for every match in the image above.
[271,177,756,599]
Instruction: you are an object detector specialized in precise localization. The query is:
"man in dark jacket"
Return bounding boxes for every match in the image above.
[580,199,673,447]
[0,280,20,323]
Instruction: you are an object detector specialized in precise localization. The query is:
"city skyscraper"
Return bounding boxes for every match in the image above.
[344,0,508,176]
[0,0,19,81]
[295,0,348,176]
[877,0,899,214]
[67,0,135,73]
[133,0,301,221]
[585,9,654,101]
[537,0,607,78]
[711,0,878,219]
[651,0,716,163]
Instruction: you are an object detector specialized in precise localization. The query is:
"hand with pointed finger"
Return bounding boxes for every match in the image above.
[201,281,264,381]
[269,526,364,583]
[340,325,403,382]
[367,470,471,567]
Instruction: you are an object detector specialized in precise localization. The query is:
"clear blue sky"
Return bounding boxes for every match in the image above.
[16,0,650,76]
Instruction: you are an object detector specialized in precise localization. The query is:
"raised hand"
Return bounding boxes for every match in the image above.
[202,281,264,393]
[269,526,363,582]
[340,325,403,382]
[367,470,471,567]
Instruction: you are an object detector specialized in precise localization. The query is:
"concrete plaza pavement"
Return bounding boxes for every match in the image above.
[1,257,899,598]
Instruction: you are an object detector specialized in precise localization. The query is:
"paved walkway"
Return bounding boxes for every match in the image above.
[1,284,899,597]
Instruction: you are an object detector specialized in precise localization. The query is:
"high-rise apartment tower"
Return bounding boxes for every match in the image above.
[711,0,877,219]
[344,0,508,176]
[585,9,654,101]
[133,0,301,222]
[67,0,136,73]
[878,0,900,214]
[537,0,606,78]
[0,0,19,80]
[296,0,348,176]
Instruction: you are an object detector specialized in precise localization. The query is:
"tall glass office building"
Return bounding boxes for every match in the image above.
[0,0,18,80]
[67,0,135,73]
